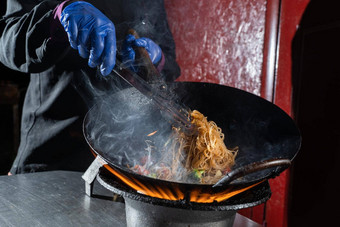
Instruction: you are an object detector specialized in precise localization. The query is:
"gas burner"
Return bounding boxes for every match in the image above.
[96,167,271,211]
[82,156,271,227]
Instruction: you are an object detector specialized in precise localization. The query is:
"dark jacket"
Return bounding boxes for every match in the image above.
[0,0,180,173]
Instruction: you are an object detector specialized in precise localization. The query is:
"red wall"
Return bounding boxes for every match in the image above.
[269,1,310,226]
[275,0,310,114]
[165,0,266,95]
[164,0,310,226]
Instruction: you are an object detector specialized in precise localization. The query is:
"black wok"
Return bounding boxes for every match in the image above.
[83,82,301,188]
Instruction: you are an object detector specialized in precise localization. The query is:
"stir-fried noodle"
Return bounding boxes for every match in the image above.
[131,110,238,184]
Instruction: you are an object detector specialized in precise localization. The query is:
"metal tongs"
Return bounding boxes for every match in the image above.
[111,29,193,132]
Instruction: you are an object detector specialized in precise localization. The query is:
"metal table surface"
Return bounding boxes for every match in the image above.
[0,171,262,226]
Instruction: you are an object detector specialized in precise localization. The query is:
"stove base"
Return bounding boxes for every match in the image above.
[125,197,236,227]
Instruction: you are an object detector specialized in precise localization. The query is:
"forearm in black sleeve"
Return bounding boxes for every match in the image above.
[0,0,70,73]
[157,2,181,82]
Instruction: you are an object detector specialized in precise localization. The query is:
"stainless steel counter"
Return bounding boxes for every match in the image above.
[0,171,261,226]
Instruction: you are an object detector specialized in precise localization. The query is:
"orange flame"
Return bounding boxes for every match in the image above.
[188,181,263,203]
[103,164,262,203]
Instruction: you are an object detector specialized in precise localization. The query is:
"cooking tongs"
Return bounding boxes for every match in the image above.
[111,29,193,131]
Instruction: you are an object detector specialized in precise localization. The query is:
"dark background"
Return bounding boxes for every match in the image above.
[289,0,340,226]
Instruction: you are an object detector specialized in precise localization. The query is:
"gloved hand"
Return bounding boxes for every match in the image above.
[121,34,162,72]
[60,1,116,76]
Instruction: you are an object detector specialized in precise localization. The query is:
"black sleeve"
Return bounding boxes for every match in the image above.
[153,0,181,82]
[0,0,69,73]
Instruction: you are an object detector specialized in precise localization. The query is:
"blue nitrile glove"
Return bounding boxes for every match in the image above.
[60,1,116,76]
[121,34,162,72]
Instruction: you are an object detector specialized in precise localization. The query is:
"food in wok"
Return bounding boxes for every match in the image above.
[130,110,238,184]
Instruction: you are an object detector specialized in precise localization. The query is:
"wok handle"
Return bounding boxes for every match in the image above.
[212,158,291,188]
